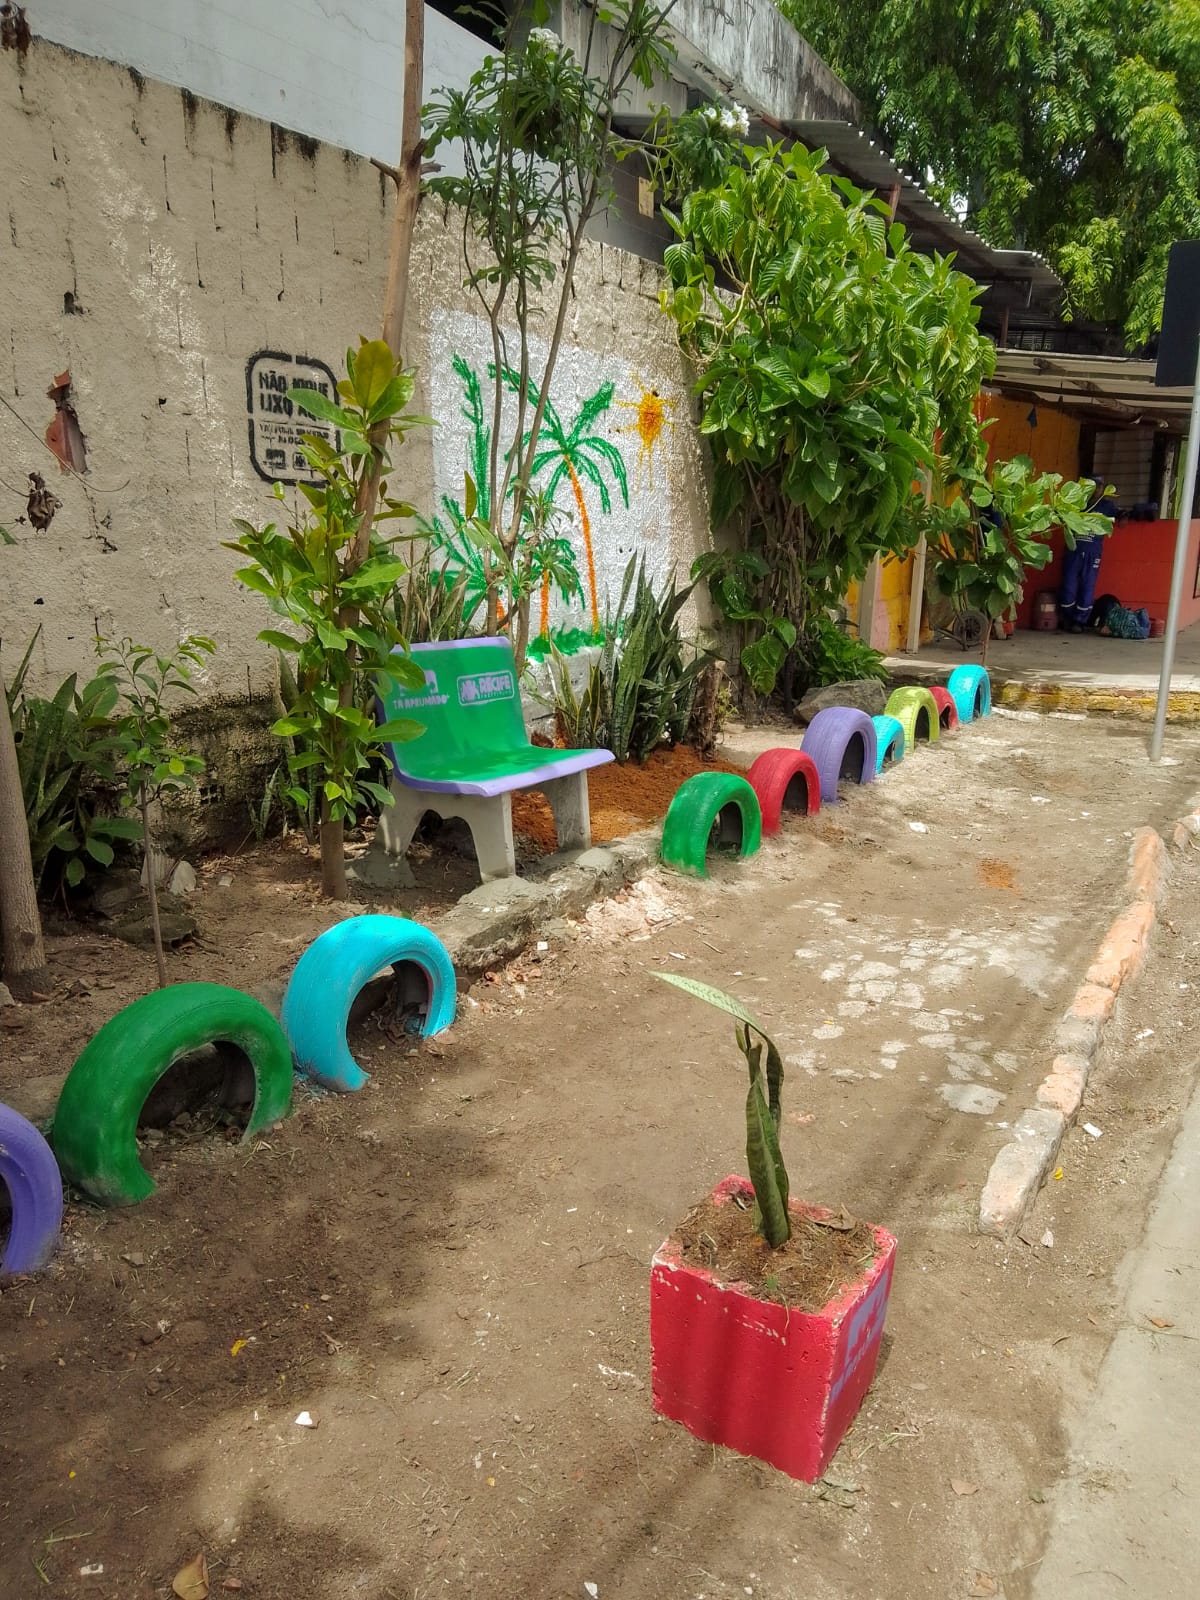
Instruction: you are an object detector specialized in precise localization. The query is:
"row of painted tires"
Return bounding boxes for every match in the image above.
[1,914,460,1271]
[661,666,991,877]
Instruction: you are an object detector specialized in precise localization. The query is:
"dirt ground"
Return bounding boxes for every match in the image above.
[2,712,1199,1600]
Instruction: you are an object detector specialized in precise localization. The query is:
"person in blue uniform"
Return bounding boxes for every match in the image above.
[1059,491,1117,631]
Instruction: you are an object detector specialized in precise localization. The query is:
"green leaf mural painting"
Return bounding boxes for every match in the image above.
[425,310,690,666]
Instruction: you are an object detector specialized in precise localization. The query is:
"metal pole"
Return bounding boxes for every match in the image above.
[1150,339,1200,761]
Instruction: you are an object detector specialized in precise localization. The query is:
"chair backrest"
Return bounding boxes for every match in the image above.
[377,638,531,778]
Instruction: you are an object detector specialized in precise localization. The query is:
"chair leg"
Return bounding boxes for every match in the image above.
[348,777,425,890]
[542,772,592,852]
[455,793,516,883]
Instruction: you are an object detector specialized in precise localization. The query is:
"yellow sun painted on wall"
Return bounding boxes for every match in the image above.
[615,378,674,488]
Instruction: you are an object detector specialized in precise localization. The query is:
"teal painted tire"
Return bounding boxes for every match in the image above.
[282,915,456,1093]
[871,715,906,772]
[885,687,940,750]
[947,665,991,720]
[52,984,294,1207]
[661,772,762,878]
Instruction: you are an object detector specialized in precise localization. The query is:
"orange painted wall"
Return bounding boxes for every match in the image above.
[976,393,1082,480]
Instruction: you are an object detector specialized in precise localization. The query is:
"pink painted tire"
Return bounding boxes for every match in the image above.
[799,708,878,805]
[746,748,821,835]
[929,686,960,733]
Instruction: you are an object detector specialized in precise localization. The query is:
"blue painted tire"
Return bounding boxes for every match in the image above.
[1,1103,64,1276]
[871,715,906,773]
[282,915,457,1093]
[800,708,878,805]
[947,665,992,721]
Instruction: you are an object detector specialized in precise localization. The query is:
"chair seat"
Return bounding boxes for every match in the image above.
[395,744,613,798]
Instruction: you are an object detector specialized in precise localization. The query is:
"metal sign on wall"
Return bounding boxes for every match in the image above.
[245,350,340,484]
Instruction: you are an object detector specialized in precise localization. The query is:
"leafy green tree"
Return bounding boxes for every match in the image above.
[928,456,1114,661]
[92,635,215,989]
[789,0,1200,342]
[423,5,674,637]
[228,339,430,901]
[661,139,993,701]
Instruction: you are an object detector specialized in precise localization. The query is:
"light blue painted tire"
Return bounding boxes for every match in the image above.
[282,915,456,1093]
[871,715,906,773]
[800,707,878,805]
[947,665,992,721]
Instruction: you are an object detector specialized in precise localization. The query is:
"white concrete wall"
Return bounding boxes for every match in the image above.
[0,38,710,712]
[29,0,488,166]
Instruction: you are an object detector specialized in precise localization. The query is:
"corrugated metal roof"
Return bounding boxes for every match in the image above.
[990,350,1193,430]
[792,121,1062,314]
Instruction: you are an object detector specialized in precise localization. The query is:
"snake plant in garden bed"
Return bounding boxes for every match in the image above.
[649,974,897,1482]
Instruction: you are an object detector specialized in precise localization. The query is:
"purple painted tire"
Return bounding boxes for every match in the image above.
[800,708,878,805]
[0,1103,64,1276]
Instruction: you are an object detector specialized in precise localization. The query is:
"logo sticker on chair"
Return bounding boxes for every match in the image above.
[458,671,514,706]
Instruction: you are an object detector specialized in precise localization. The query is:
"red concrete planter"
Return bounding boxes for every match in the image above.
[650,1175,897,1482]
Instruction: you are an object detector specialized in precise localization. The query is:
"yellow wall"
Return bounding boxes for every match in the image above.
[845,554,913,652]
[845,397,1083,653]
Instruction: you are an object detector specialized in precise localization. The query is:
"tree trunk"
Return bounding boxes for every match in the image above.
[140,789,168,990]
[981,619,992,665]
[320,813,348,900]
[319,0,424,901]
[349,0,426,569]
[0,666,48,998]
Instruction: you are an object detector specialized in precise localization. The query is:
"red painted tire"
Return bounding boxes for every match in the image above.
[929,686,960,733]
[746,748,821,835]
[799,708,878,805]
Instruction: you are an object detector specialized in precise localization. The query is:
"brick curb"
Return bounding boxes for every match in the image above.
[978,820,1179,1238]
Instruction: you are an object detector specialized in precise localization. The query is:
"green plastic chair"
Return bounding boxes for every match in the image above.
[370,638,614,883]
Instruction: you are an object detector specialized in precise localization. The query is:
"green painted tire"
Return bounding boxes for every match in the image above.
[885,687,941,750]
[52,984,294,1207]
[661,772,762,878]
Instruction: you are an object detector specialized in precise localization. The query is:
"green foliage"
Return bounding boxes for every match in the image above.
[422,6,674,645]
[929,457,1115,622]
[544,556,709,763]
[226,338,430,830]
[664,141,992,701]
[6,635,141,894]
[805,614,888,689]
[391,539,477,646]
[789,0,1200,342]
[654,973,791,1249]
[92,635,216,808]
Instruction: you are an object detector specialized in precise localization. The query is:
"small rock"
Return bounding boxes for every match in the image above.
[831,1069,861,1082]
[217,873,234,888]
[91,868,142,919]
[122,1251,146,1268]
[0,982,15,1007]
[794,678,887,724]
[1041,1229,1054,1248]
[168,860,198,896]
[139,848,177,889]
[294,1410,318,1428]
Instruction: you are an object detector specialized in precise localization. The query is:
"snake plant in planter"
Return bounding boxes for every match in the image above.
[649,974,898,1481]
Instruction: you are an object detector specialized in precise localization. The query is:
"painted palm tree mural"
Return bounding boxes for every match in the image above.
[425,333,688,660]
[502,369,630,637]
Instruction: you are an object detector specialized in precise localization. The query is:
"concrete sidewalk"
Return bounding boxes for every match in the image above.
[887,620,1200,723]
[1031,1060,1200,1598]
